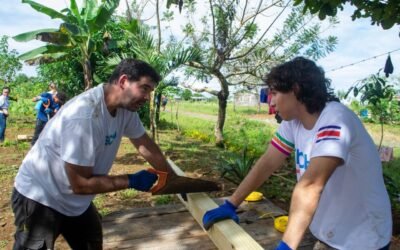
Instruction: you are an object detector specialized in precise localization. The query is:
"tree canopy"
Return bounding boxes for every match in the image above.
[0,36,22,84]
[294,0,400,30]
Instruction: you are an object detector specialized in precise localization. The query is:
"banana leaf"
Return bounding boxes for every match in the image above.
[19,45,72,61]
[36,32,70,45]
[87,0,120,32]
[13,28,58,42]
[22,0,68,21]
[69,0,82,25]
[25,52,68,65]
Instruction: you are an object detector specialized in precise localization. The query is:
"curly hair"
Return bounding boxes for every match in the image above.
[263,57,338,114]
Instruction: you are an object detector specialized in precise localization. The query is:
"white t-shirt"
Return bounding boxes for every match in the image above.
[15,84,146,216]
[271,102,392,250]
[0,95,9,114]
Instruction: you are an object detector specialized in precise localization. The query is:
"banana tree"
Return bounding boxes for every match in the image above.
[13,0,120,90]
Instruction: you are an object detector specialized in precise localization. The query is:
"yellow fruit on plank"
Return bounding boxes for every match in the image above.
[245,191,263,201]
[274,215,288,233]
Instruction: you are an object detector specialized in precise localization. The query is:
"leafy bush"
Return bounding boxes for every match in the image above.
[215,145,257,185]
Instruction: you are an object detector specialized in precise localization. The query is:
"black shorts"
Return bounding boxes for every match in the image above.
[11,188,102,250]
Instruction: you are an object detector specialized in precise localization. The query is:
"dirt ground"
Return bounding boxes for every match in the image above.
[1,117,399,249]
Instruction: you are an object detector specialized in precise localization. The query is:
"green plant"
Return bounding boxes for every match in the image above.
[153,195,174,205]
[0,240,9,249]
[216,145,256,185]
[346,73,396,149]
[13,0,120,90]
[93,194,111,216]
[118,189,138,200]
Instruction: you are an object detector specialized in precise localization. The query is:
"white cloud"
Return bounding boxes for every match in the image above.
[317,4,400,91]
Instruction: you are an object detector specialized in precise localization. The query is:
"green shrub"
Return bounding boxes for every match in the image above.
[215,145,256,185]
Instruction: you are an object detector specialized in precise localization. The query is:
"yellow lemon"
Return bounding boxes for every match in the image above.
[245,191,263,202]
[274,215,288,233]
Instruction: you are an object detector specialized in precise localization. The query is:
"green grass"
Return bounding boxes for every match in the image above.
[0,164,19,181]
[174,100,266,116]
[153,195,174,205]
[118,189,138,200]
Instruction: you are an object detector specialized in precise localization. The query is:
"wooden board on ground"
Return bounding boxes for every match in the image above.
[16,134,33,142]
[102,199,316,250]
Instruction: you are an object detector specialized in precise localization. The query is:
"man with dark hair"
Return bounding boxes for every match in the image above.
[12,59,173,250]
[0,86,10,142]
[203,57,392,250]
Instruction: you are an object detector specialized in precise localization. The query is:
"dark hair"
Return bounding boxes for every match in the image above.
[263,57,338,114]
[55,91,67,106]
[2,86,10,92]
[108,59,161,85]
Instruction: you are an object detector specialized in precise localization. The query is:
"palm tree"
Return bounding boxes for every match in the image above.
[13,0,120,90]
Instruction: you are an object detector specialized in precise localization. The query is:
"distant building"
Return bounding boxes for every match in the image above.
[233,91,259,106]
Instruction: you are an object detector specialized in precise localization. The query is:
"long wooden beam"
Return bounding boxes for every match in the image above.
[168,159,263,250]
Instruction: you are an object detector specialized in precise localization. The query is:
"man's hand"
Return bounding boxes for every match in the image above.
[44,108,52,115]
[127,170,158,192]
[202,200,239,230]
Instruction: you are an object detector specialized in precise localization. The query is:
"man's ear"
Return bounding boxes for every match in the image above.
[118,75,128,90]
[292,83,300,96]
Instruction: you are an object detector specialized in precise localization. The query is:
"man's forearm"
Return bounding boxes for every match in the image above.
[69,174,129,194]
[282,184,322,249]
[130,135,172,173]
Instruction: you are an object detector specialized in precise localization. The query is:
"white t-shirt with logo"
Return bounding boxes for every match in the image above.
[271,102,392,250]
[15,84,145,216]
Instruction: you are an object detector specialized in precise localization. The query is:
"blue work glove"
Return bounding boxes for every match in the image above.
[275,240,292,250]
[127,170,158,192]
[44,108,52,114]
[202,200,239,230]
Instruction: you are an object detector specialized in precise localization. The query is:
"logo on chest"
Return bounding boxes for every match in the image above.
[296,148,310,171]
[105,131,117,146]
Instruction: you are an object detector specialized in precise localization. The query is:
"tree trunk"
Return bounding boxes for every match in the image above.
[150,91,158,141]
[215,90,228,148]
[83,59,93,90]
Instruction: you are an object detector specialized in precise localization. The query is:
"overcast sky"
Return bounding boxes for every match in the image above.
[0,0,399,92]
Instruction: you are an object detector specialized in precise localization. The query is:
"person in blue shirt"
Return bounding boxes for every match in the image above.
[0,86,11,143]
[31,91,67,146]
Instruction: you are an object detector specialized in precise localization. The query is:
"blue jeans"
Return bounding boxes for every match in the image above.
[0,113,6,142]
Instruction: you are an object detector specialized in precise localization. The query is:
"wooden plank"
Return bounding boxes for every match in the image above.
[103,205,216,249]
[168,159,264,250]
[17,134,33,141]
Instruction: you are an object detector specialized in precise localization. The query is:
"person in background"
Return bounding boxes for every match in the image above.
[31,91,67,146]
[202,57,392,250]
[12,59,176,250]
[161,95,168,111]
[0,86,10,143]
[48,82,57,95]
